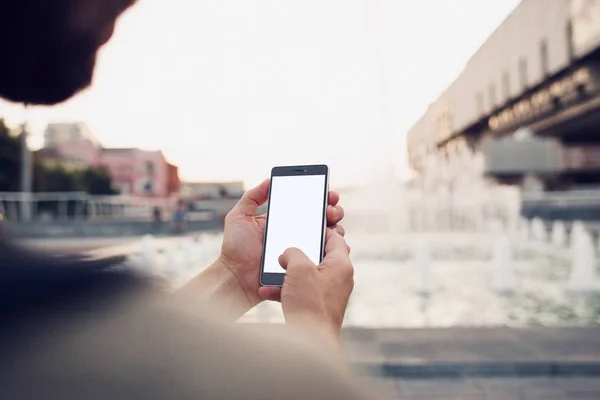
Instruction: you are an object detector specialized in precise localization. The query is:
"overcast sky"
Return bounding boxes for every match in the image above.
[0,0,520,187]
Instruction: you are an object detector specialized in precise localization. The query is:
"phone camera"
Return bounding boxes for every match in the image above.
[303,169,307,172]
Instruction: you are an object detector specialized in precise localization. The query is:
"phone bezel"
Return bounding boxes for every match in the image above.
[260,164,329,287]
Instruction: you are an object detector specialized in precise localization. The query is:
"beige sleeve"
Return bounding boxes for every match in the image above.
[4,303,375,400]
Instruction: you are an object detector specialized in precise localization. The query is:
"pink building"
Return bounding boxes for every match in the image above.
[40,122,179,198]
[100,148,170,197]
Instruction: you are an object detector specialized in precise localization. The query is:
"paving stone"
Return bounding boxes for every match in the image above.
[393,394,486,400]
[342,327,600,378]
[361,378,402,399]
[396,378,484,396]
[381,377,600,400]
[552,377,600,391]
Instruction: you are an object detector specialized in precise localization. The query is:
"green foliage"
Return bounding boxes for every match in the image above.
[33,164,80,192]
[33,165,118,195]
[78,167,117,195]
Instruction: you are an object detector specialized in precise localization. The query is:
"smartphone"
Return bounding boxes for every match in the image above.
[260,165,329,286]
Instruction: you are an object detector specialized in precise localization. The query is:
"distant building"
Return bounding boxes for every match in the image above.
[44,122,100,147]
[37,122,180,198]
[180,181,245,200]
[100,148,174,197]
[407,0,600,193]
[43,122,101,167]
[166,163,181,196]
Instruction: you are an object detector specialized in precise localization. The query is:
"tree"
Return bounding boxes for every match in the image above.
[33,164,80,192]
[0,118,21,191]
[78,167,117,195]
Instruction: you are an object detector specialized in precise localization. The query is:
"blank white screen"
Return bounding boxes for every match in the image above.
[263,175,326,274]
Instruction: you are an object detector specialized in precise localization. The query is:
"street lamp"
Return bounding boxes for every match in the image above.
[20,104,32,222]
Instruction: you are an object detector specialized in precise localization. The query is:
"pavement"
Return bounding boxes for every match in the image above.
[344,327,600,378]
[344,327,600,399]
[370,376,600,399]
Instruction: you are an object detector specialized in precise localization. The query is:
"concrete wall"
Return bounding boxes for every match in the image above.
[3,219,222,239]
[407,0,573,161]
[482,136,564,174]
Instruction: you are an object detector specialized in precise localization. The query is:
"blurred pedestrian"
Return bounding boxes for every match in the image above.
[152,206,162,234]
[171,200,188,234]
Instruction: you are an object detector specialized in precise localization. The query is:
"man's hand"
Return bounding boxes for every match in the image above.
[216,179,346,315]
[258,229,354,338]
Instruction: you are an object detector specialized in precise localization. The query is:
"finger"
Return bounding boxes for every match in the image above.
[323,228,350,261]
[278,247,315,271]
[258,286,282,302]
[326,204,345,226]
[328,191,340,207]
[331,224,345,237]
[230,179,270,217]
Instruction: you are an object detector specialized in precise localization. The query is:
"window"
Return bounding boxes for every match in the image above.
[540,39,549,76]
[566,20,574,61]
[488,83,497,109]
[519,57,528,89]
[502,71,511,100]
[476,91,484,115]
[145,161,154,176]
[143,181,154,193]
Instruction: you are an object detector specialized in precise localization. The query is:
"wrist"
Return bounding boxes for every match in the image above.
[288,313,343,355]
[174,257,255,320]
[216,253,264,309]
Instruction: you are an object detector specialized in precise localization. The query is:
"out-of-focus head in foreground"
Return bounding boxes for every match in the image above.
[0,0,136,105]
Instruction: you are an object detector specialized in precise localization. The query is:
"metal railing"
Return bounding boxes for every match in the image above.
[0,192,171,222]
[522,189,600,206]
[0,192,249,223]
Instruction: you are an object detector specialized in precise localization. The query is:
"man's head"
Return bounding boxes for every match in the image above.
[0,0,136,105]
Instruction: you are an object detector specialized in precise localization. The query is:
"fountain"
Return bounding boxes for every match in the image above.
[114,144,600,327]
[191,236,205,265]
[178,237,195,269]
[567,226,600,292]
[491,234,516,293]
[140,234,159,271]
[413,239,433,295]
[162,244,183,278]
[551,220,567,247]
[519,218,530,241]
[570,220,586,248]
[530,218,548,242]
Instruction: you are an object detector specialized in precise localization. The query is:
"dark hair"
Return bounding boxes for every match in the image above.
[0,0,135,104]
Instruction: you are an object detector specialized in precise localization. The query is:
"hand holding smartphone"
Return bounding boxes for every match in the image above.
[260,165,329,286]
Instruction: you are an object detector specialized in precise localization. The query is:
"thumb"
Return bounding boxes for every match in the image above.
[230,179,270,217]
[278,248,315,272]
